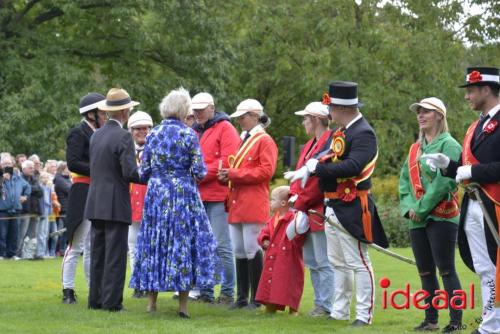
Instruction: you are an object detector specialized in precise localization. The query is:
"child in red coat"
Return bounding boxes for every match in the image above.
[256,185,309,315]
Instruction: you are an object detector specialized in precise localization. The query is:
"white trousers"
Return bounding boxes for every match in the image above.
[229,223,263,259]
[325,207,375,324]
[128,223,141,274]
[464,200,500,334]
[61,219,91,289]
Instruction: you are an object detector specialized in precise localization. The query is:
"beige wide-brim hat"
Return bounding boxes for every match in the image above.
[409,97,447,116]
[295,102,329,118]
[98,88,140,111]
[229,99,264,118]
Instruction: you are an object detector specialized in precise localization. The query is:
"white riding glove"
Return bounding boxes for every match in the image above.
[286,211,310,240]
[288,194,299,207]
[305,158,319,173]
[455,165,472,183]
[421,153,450,172]
[283,166,310,189]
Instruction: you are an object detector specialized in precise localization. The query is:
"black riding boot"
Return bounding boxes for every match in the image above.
[62,288,77,304]
[247,250,263,309]
[229,258,249,309]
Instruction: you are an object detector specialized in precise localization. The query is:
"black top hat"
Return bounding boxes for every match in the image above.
[79,92,105,115]
[459,67,500,88]
[324,81,364,108]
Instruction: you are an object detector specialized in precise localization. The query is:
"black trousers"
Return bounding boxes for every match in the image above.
[88,219,128,311]
[410,220,462,324]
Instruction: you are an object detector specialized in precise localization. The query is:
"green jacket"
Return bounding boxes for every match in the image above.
[399,132,462,229]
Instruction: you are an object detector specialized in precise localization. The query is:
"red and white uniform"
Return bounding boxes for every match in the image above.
[227,126,278,225]
[290,130,332,230]
[128,144,146,272]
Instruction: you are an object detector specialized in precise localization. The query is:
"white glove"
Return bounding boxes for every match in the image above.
[305,158,319,173]
[288,194,298,206]
[421,153,450,172]
[284,166,310,188]
[455,165,472,183]
[286,211,310,240]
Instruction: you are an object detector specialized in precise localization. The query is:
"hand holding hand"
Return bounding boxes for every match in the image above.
[421,153,450,172]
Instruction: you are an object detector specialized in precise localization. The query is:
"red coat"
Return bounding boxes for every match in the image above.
[290,130,332,232]
[130,183,147,223]
[256,211,305,311]
[196,119,241,202]
[227,131,278,224]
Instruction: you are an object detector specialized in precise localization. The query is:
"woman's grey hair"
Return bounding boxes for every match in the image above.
[0,152,13,165]
[159,87,192,121]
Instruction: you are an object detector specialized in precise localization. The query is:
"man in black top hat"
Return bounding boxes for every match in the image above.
[287,81,388,326]
[85,88,141,312]
[424,67,500,334]
[61,92,106,304]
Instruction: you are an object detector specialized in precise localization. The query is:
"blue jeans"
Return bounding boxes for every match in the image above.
[17,215,38,257]
[303,230,335,312]
[200,202,235,299]
[0,212,19,258]
[47,220,58,256]
[36,215,49,257]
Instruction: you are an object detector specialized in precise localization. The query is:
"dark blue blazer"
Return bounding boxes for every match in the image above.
[65,121,93,238]
[316,117,389,248]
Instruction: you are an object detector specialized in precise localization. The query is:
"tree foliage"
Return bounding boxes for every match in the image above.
[0,0,498,175]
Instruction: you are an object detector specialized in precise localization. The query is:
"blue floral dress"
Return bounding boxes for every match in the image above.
[129,118,219,292]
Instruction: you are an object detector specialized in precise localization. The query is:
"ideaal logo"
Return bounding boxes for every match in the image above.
[380,277,475,310]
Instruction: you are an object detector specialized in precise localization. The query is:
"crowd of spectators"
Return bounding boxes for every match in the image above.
[0,152,69,260]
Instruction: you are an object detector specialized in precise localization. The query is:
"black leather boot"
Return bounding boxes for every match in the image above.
[62,288,77,304]
[247,250,263,309]
[229,258,249,309]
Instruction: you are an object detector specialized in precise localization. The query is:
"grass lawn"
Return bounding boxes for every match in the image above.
[0,248,483,334]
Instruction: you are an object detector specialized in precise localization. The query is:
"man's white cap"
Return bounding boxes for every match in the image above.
[409,97,447,116]
[230,99,264,118]
[295,102,329,118]
[127,111,153,129]
[191,92,214,110]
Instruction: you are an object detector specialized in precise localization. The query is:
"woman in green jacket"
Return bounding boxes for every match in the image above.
[399,97,463,333]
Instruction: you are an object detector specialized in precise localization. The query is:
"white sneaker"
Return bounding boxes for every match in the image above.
[12,256,21,261]
[0,256,4,260]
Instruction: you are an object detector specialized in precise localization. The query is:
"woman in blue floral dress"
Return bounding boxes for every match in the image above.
[129,88,219,318]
